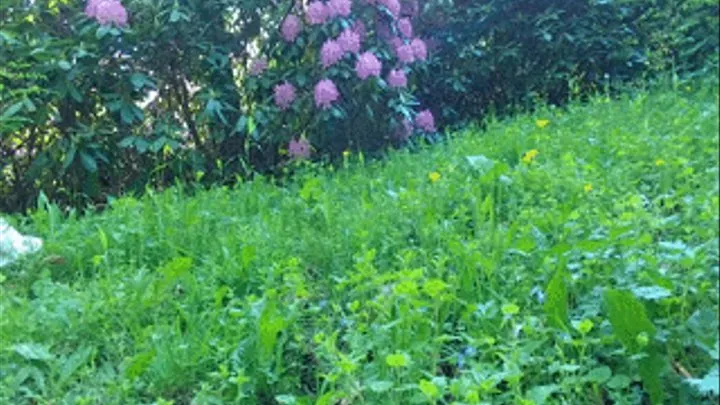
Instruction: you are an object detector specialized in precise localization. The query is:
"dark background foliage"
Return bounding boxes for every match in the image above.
[1,0,718,213]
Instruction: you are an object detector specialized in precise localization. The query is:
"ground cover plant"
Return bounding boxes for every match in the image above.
[1,80,718,404]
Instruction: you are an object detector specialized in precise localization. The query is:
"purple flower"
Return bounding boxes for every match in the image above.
[273,82,296,110]
[355,52,382,80]
[85,0,102,17]
[397,18,412,38]
[387,69,407,88]
[328,0,352,18]
[306,1,329,25]
[281,14,302,42]
[87,0,128,26]
[320,39,343,68]
[288,138,311,159]
[249,57,268,76]
[314,79,340,109]
[378,0,401,18]
[396,43,415,64]
[415,109,436,132]
[337,28,361,54]
[410,38,427,61]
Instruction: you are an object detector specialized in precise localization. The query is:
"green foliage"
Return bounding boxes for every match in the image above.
[415,0,719,126]
[604,289,664,403]
[544,268,569,330]
[1,83,718,403]
[2,0,718,213]
[604,289,657,353]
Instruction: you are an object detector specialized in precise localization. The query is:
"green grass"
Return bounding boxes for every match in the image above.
[1,83,719,405]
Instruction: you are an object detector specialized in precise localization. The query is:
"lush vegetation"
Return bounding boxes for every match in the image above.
[2,0,718,212]
[2,81,718,404]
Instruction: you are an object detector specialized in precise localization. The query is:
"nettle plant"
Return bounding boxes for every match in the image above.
[243,0,437,160]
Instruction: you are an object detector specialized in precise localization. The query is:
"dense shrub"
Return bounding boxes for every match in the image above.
[1,0,718,212]
[413,0,719,126]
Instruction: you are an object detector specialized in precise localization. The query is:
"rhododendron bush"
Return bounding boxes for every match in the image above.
[241,0,437,160]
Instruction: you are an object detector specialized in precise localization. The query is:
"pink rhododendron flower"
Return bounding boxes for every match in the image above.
[86,0,128,26]
[378,0,401,18]
[288,138,311,159]
[387,69,407,88]
[85,0,102,17]
[274,82,296,110]
[320,39,343,68]
[410,38,427,61]
[328,0,352,18]
[337,28,361,54]
[396,43,415,63]
[281,14,302,42]
[397,18,412,38]
[415,109,436,132]
[355,52,382,80]
[307,1,329,25]
[249,57,268,76]
[314,79,340,109]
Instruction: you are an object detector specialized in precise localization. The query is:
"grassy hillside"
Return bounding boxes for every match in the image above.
[1,83,718,404]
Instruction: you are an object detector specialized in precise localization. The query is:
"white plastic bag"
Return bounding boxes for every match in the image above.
[0,218,43,267]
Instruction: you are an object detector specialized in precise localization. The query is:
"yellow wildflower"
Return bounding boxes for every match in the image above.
[536,119,550,129]
[342,150,351,158]
[655,159,666,167]
[522,149,539,164]
[428,171,441,183]
[584,183,593,193]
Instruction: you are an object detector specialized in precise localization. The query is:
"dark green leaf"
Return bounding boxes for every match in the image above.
[63,144,77,169]
[79,152,98,172]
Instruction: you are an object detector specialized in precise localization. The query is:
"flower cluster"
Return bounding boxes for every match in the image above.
[321,40,344,68]
[274,82,297,110]
[356,52,382,80]
[288,138,311,159]
[338,28,361,54]
[415,109,436,132]
[306,0,352,25]
[387,69,407,88]
[281,14,302,42]
[314,79,340,109]
[85,0,128,26]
